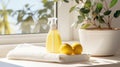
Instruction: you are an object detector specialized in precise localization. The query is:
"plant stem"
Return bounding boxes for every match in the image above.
[108,22,112,29]
[108,16,112,29]
[90,20,98,28]
[103,18,109,25]
[103,17,107,23]
[98,25,102,29]
[110,16,113,24]
[104,0,112,29]
[104,0,109,10]
[92,22,97,27]
[103,7,107,11]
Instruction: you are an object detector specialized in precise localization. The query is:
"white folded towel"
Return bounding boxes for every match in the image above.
[7,44,90,63]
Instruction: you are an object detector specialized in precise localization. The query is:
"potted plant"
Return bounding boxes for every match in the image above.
[33,1,54,33]
[12,1,54,34]
[51,0,120,56]
[12,4,34,34]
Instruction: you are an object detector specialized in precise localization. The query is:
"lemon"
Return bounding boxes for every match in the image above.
[72,43,83,55]
[59,43,73,55]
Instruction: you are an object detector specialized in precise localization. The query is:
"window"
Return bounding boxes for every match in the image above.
[0,0,58,44]
[0,0,74,44]
[0,0,55,34]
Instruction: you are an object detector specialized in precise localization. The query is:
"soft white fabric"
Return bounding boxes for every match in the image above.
[7,44,90,63]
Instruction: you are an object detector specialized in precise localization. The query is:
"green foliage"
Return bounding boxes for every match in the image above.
[69,5,77,13]
[42,0,48,4]
[63,0,69,3]
[11,0,54,33]
[95,3,103,14]
[54,0,58,2]
[96,15,105,23]
[114,10,120,18]
[23,16,33,22]
[75,0,80,4]
[109,0,118,8]
[104,10,111,15]
[84,0,91,8]
[80,8,90,14]
[48,0,120,29]
[81,24,91,29]
[78,16,85,23]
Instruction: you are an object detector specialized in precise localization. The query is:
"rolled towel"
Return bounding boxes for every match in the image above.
[7,44,90,63]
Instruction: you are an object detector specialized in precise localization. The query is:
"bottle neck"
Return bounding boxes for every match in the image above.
[50,22,57,30]
[48,17,58,30]
[50,26,57,30]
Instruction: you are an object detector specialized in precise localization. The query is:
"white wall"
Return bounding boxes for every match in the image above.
[58,2,74,41]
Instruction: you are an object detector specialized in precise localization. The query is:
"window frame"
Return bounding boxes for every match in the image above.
[0,2,74,45]
[0,34,47,44]
[0,2,56,44]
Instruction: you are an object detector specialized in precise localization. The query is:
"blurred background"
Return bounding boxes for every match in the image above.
[0,0,54,35]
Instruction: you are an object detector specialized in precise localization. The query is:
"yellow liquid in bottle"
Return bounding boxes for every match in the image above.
[46,30,62,53]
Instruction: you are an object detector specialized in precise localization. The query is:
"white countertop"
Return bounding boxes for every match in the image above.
[0,43,120,67]
[0,56,120,67]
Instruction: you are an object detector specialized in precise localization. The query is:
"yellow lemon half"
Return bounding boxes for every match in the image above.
[59,43,73,55]
[72,42,83,55]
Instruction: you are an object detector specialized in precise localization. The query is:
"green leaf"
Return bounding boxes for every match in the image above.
[75,0,79,4]
[24,16,33,22]
[81,24,90,29]
[17,15,23,23]
[63,0,69,3]
[95,3,103,13]
[0,9,13,15]
[104,10,111,15]
[42,0,48,4]
[114,10,120,18]
[109,0,118,8]
[17,10,25,23]
[6,9,13,14]
[79,11,85,18]
[54,0,58,2]
[69,5,76,13]
[78,16,84,23]
[0,10,3,14]
[38,9,47,14]
[84,0,91,8]
[80,8,90,14]
[96,16,105,23]
[25,4,29,8]
[92,11,98,18]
